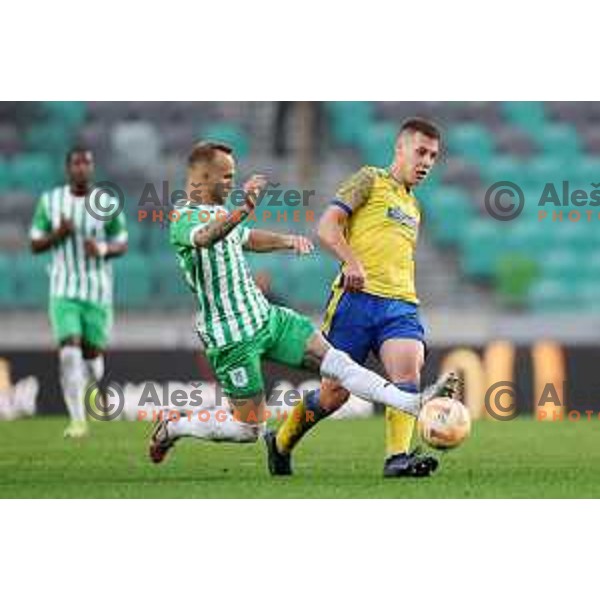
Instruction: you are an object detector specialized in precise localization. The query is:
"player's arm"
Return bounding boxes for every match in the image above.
[317,167,374,291]
[193,175,266,248]
[243,229,313,254]
[85,210,128,259]
[30,193,73,254]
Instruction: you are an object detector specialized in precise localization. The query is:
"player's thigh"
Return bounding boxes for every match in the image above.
[379,339,425,383]
[311,290,372,371]
[227,394,268,425]
[81,301,112,351]
[49,298,83,346]
[263,305,317,369]
[206,338,265,402]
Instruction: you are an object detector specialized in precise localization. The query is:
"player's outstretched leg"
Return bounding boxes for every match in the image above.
[149,406,263,464]
[266,331,457,475]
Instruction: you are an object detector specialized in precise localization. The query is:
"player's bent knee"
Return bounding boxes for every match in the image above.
[320,380,350,412]
[231,421,262,443]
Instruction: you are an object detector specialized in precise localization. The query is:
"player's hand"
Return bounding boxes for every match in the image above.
[287,235,314,255]
[54,218,74,241]
[84,239,107,258]
[343,261,366,292]
[243,174,267,211]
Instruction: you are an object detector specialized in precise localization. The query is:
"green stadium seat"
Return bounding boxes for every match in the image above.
[0,256,17,307]
[327,101,375,145]
[526,156,564,186]
[542,249,584,281]
[481,155,526,187]
[201,123,249,159]
[153,257,195,309]
[25,123,72,154]
[536,124,580,158]
[0,160,10,191]
[41,101,87,128]
[357,122,397,167]
[426,186,476,245]
[14,253,50,309]
[9,153,57,194]
[447,124,494,164]
[502,102,547,134]
[568,157,600,187]
[459,219,502,278]
[527,277,573,312]
[114,256,153,309]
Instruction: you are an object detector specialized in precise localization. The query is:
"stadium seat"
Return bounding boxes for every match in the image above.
[113,256,153,309]
[0,159,11,191]
[153,257,195,309]
[527,277,572,312]
[459,219,502,278]
[0,256,17,307]
[25,123,72,154]
[481,155,526,187]
[14,253,50,309]
[356,122,397,167]
[447,124,495,164]
[425,186,475,245]
[501,102,547,134]
[326,101,375,145]
[41,101,87,128]
[201,123,249,159]
[9,153,57,194]
[535,124,581,158]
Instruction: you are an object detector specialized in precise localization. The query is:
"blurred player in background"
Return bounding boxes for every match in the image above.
[30,148,128,438]
[270,118,457,477]
[149,141,455,466]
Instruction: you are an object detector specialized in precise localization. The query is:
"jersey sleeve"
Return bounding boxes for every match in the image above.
[170,208,221,248]
[105,210,128,243]
[333,166,376,215]
[29,193,52,240]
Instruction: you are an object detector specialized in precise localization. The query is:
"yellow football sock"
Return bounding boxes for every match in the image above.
[276,401,310,455]
[275,389,330,455]
[385,408,416,456]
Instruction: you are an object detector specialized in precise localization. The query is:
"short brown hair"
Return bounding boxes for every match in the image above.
[188,141,233,167]
[399,118,441,141]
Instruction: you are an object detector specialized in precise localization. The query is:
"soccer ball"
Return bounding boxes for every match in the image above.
[417,397,471,450]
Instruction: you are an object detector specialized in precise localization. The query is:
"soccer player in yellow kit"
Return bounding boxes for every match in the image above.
[265,118,458,477]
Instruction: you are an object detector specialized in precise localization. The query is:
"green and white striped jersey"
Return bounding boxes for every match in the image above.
[170,204,271,349]
[30,185,128,305]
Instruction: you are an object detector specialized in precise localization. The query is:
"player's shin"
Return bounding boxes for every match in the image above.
[167,409,262,443]
[59,346,87,422]
[275,389,333,455]
[385,383,419,456]
[320,348,420,415]
[86,356,104,384]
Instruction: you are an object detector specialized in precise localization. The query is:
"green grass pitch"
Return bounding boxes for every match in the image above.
[1,416,600,498]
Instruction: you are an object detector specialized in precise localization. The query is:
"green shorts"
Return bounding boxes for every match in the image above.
[49,297,113,348]
[206,305,316,399]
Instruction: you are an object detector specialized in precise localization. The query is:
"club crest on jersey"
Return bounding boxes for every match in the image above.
[229,367,249,388]
[386,206,417,230]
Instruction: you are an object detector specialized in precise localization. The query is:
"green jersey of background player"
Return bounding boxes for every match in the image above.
[30,147,128,439]
[149,141,456,470]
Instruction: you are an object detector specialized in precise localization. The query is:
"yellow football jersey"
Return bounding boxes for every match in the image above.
[332,166,421,303]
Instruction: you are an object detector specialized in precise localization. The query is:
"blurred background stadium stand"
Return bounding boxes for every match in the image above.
[1,101,600,348]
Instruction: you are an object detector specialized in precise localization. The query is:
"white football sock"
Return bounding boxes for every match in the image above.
[59,346,87,422]
[86,356,104,383]
[167,409,262,443]
[320,348,421,416]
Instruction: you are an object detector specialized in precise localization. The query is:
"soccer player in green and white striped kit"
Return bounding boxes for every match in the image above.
[149,141,456,470]
[30,147,128,438]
